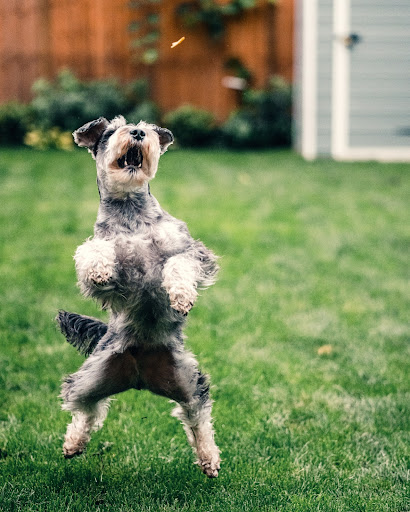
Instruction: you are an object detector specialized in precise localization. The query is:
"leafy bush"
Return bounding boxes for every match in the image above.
[127,101,161,125]
[31,70,131,132]
[0,71,292,150]
[24,128,74,151]
[124,78,161,124]
[222,76,292,148]
[163,105,217,147]
[30,70,164,133]
[0,72,164,148]
[0,102,32,145]
[124,77,152,104]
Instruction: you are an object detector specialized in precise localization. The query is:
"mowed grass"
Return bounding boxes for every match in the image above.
[0,147,409,511]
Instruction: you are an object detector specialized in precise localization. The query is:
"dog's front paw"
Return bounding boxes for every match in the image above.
[168,289,196,315]
[87,263,113,285]
[170,297,194,315]
[75,239,116,288]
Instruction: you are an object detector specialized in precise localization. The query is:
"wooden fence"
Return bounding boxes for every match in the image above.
[0,0,293,120]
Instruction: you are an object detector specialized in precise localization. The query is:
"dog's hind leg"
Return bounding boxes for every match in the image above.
[62,400,110,458]
[61,346,138,458]
[171,373,221,478]
[137,346,221,477]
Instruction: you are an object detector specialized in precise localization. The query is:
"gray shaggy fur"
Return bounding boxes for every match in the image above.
[56,311,107,356]
[58,116,221,477]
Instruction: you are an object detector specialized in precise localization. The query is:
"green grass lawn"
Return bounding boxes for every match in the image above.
[0,148,409,511]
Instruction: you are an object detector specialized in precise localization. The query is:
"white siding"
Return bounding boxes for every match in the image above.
[316,0,333,155]
[349,1,410,148]
[295,0,410,160]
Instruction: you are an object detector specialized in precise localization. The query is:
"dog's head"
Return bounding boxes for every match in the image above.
[73,116,174,197]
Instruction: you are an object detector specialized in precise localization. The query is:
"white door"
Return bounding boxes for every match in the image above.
[332,0,410,161]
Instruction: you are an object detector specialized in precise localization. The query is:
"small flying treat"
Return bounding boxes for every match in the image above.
[171,36,185,48]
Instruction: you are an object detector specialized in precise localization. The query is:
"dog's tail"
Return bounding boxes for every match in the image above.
[56,310,108,356]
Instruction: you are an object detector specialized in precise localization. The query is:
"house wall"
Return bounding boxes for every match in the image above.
[294,0,333,158]
[295,0,410,160]
[0,0,294,120]
[292,0,302,154]
[316,0,332,155]
[348,0,410,148]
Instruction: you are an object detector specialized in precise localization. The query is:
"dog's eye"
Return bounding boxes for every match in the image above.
[92,129,116,157]
[99,129,115,149]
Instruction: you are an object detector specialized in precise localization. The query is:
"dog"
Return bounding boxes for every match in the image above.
[57,116,221,478]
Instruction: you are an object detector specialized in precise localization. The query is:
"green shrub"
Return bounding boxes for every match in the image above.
[24,128,74,151]
[163,105,217,147]
[0,72,164,148]
[124,78,151,105]
[0,71,292,150]
[31,70,131,132]
[30,70,163,133]
[127,101,161,125]
[122,79,161,124]
[0,102,32,145]
[222,76,292,148]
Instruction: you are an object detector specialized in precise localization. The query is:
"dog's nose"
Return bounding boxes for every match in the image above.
[131,128,146,141]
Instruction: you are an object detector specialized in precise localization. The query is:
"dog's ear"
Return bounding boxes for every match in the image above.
[153,126,174,154]
[73,118,109,149]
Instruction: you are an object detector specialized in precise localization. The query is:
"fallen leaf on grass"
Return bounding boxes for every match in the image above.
[317,344,333,355]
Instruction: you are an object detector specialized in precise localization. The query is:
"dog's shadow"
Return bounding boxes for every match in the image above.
[46,454,221,507]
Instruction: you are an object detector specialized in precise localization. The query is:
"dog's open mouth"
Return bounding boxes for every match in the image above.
[117,146,143,170]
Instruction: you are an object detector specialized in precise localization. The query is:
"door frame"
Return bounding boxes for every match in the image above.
[300,0,318,160]
[331,0,410,161]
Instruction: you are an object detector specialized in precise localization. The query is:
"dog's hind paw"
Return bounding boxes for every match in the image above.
[63,443,85,459]
[63,429,89,459]
[198,459,220,478]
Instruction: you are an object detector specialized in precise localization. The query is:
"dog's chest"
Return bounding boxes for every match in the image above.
[151,219,190,255]
[113,218,191,267]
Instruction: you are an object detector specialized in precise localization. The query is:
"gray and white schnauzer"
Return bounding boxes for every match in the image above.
[57,116,221,477]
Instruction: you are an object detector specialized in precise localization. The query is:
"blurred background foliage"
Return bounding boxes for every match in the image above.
[0,69,291,150]
[175,0,259,41]
[129,0,263,65]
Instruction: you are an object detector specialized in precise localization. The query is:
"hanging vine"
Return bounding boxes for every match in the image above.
[176,0,256,40]
[129,0,161,65]
[129,1,276,63]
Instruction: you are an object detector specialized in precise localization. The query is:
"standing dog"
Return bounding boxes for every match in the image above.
[57,116,221,477]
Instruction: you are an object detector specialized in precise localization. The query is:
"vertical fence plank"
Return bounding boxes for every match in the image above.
[0,0,294,118]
